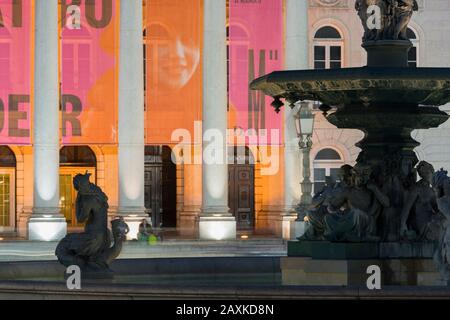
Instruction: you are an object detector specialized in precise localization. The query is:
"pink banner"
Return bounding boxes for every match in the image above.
[228,0,284,145]
[61,0,118,144]
[0,0,31,144]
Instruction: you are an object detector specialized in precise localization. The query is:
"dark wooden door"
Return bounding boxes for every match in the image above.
[145,164,162,227]
[228,164,255,230]
[144,146,177,228]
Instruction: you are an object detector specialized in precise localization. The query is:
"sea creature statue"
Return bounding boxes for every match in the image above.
[55,172,129,278]
[431,169,450,284]
[355,0,418,41]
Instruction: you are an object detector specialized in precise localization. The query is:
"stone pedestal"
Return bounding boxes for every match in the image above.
[198,215,236,241]
[282,257,443,287]
[363,40,412,68]
[28,214,67,242]
[281,214,297,240]
[120,208,147,241]
[282,241,443,286]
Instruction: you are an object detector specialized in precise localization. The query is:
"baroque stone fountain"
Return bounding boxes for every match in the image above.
[251,0,450,286]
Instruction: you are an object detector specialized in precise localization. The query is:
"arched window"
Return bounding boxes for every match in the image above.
[227,24,250,111]
[407,27,419,67]
[59,146,97,227]
[0,146,16,231]
[313,26,343,69]
[0,146,16,167]
[313,147,344,194]
[0,27,11,86]
[143,23,170,91]
[61,28,92,90]
[60,146,96,167]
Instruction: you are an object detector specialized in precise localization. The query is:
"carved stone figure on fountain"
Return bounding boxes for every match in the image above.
[323,163,390,242]
[355,0,418,41]
[55,173,129,278]
[431,169,450,283]
[400,161,442,241]
[356,0,389,41]
[300,165,353,240]
[393,0,419,40]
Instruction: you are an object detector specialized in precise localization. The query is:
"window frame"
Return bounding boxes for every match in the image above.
[312,26,344,69]
[407,27,419,67]
[312,147,344,194]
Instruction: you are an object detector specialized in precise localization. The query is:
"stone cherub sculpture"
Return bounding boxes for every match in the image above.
[431,169,450,284]
[55,172,129,278]
[323,163,390,242]
[355,0,418,41]
[300,165,353,240]
[400,161,442,241]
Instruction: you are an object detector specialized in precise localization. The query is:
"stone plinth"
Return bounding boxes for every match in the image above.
[288,241,435,259]
[281,257,443,286]
[282,241,443,286]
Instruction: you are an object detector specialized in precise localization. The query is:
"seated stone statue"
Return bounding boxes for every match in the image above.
[400,161,441,241]
[55,173,129,277]
[431,169,450,283]
[323,163,390,242]
[300,165,352,240]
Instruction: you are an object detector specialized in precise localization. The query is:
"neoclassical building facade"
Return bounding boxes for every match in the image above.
[0,0,449,241]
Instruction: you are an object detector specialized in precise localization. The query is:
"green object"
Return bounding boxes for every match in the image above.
[148,234,158,245]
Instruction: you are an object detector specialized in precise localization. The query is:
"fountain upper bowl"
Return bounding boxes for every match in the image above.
[250,67,450,107]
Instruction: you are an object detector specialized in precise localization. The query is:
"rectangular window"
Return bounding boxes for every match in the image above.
[0,43,10,85]
[314,46,326,69]
[314,168,326,194]
[408,46,417,68]
[314,45,342,69]
[330,46,342,69]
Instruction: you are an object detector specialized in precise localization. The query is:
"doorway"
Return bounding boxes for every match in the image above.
[59,146,97,228]
[228,146,255,230]
[0,147,16,233]
[144,146,176,228]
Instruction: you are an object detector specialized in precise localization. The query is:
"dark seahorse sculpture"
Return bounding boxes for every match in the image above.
[55,172,129,278]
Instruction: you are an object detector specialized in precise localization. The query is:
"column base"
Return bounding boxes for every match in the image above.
[257,205,284,237]
[178,205,201,237]
[28,208,67,241]
[281,213,298,240]
[118,207,148,240]
[198,213,236,241]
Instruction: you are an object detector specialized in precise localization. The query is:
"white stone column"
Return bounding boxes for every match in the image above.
[199,0,236,240]
[118,0,146,240]
[28,0,67,241]
[282,0,309,240]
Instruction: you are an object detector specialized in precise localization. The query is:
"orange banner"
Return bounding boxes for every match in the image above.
[60,0,118,145]
[144,0,202,145]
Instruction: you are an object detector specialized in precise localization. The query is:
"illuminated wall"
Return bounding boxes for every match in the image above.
[228,0,284,145]
[0,0,31,145]
[143,0,202,145]
[60,0,119,144]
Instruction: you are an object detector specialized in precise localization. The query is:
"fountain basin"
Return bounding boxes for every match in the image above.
[250,67,450,107]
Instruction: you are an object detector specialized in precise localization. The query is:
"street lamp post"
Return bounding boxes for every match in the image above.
[293,102,315,228]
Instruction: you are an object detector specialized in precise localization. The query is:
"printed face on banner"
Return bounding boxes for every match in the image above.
[229,0,284,145]
[0,0,31,145]
[61,0,118,144]
[144,0,202,144]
